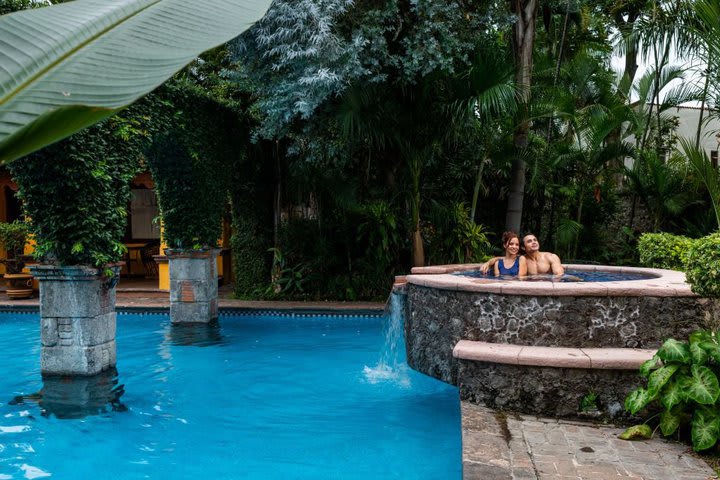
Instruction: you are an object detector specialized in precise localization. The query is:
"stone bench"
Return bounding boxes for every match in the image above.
[453,340,656,370]
[452,340,657,418]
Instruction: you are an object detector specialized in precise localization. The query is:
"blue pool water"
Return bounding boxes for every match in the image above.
[0,309,460,479]
[455,268,656,282]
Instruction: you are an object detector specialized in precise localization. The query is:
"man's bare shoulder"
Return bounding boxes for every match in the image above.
[539,251,560,261]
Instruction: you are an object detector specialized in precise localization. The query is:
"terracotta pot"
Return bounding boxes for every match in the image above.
[4,273,34,299]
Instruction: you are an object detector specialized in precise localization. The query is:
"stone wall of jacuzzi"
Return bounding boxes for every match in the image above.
[403,279,720,417]
[456,361,643,418]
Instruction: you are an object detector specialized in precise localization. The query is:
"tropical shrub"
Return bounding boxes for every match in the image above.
[425,201,492,264]
[685,233,720,297]
[637,232,694,271]
[0,220,29,274]
[231,215,269,297]
[8,125,139,267]
[356,201,401,266]
[145,130,229,249]
[623,331,720,451]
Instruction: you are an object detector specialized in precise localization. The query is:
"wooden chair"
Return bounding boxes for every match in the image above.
[140,243,160,278]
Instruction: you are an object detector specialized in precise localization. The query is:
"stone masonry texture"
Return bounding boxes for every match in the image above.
[405,284,720,385]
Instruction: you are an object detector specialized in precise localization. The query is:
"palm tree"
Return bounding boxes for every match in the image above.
[624,151,700,231]
[505,0,539,233]
[677,138,720,230]
[337,50,517,267]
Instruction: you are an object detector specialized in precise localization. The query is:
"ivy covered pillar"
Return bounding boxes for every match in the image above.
[167,248,220,324]
[31,265,120,376]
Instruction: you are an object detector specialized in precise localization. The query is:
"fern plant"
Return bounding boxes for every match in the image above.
[622,331,720,451]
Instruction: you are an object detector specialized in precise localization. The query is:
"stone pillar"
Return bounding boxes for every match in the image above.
[166,248,219,324]
[30,265,119,376]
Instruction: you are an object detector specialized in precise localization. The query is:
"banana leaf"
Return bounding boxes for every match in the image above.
[0,0,271,163]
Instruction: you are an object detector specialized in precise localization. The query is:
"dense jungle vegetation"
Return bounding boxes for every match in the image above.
[5,0,720,300]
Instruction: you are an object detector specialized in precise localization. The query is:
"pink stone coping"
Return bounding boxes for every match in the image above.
[453,340,656,370]
[407,263,693,297]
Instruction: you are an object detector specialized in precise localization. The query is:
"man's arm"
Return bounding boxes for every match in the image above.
[480,257,500,274]
[549,254,564,275]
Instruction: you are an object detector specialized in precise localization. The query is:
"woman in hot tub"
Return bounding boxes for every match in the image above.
[494,231,527,278]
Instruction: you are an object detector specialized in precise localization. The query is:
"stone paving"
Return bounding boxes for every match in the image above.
[462,402,718,480]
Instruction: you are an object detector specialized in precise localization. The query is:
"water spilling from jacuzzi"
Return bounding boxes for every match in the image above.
[363,289,411,388]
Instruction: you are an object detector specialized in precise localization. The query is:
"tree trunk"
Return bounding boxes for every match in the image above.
[273,141,281,248]
[696,56,711,149]
[411,229,425,268]
[409,153,424,267]
[505,0,538,233]
[470,157,487,223]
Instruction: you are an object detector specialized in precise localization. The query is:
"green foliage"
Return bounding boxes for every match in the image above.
[0,0,271,162]
[231,215,268,297]
[624,152,700,232]
[267,247,308,296]
[678,138,720,230]
[623,332,720,451]
[0,0,38,16]
[686,233,720,297]
[145,128,229,249]
[637,232,694,271]
[580,391,598,412]
[356,200,401,269]
[425,202,491,264]
[8,124,139,267]
[0,220,29,274]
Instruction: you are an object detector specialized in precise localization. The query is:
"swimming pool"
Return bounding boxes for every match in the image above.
[0,311,460,479]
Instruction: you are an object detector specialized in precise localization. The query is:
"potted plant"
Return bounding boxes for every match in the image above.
[146,125,231,324]
[0,220,33,299]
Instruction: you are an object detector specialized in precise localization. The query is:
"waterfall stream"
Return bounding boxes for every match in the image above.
[363,289,411,387]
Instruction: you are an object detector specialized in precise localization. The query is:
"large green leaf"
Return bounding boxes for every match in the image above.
[686,365,720,405]
[0,0,271,163]
[659,409,682,437]
[624,387,653,415]
[618,424,652,441]
[691,408,720,451]
[689,331,713,365]
[639,354,661,378]
[656,338,691,364]
[647,364,680,397]
[660,380,686,411]
[691,340,710,365]
[700,341,720,363]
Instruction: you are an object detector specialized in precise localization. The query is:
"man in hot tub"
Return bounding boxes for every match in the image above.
[480,233,564,276]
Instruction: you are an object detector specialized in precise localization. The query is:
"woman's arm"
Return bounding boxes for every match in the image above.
[493,261,500,277]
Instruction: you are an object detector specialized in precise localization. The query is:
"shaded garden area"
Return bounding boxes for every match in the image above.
[2,0,720,304]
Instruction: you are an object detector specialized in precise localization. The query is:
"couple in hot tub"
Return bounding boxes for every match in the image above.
[480,232,565,277]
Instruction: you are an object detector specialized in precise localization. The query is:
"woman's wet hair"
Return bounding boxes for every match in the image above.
[501,231,519,248]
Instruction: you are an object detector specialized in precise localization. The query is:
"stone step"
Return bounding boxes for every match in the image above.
[453,340,656,370]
